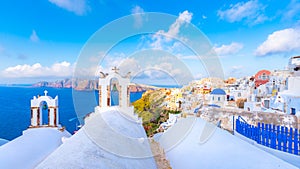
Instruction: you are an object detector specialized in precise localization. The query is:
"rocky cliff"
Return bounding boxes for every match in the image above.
[32,78,155,91]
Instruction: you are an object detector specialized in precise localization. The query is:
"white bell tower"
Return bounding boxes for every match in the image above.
[98,67,135,118]
[30,90,59,127]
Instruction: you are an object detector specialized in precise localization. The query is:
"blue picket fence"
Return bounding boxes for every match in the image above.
[235,116,300,156]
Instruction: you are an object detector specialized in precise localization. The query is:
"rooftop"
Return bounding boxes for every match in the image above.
[210,88,226,95]
[157,117,298,169]
[0,128,71,169]
[36,109,157,169]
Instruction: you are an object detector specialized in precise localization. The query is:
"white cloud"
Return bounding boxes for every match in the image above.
[134,62,184,82]
[150,31,165,49]
[213,42,244,56]
[49,0,89,15]
[202,15,207,19]
[131,5,145,28]
[1,61,73,78]
[218,0,267,25]
[151,10,193,49]
[30,30,39,42]
[255,28,300,56]
[118,58,140,74]
[166,10,192,38]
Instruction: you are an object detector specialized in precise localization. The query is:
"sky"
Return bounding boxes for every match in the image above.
[0,0,300,85]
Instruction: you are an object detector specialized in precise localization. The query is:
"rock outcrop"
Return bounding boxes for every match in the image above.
[32,78,155,91]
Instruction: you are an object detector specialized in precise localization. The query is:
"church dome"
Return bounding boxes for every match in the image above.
[210,88,226,95]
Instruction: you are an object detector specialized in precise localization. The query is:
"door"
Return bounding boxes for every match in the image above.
[291,108,296,115]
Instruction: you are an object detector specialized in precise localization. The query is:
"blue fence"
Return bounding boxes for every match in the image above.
[235,116,300,156]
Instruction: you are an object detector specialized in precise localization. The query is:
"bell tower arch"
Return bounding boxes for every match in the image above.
[98,67,135,118]
[98,67,131,108]
[30,90,59,127]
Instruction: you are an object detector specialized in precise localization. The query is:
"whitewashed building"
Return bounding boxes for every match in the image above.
[209,88,227,108]
[276,77,300,115]
[36,67,157,169]
[269,57,300,115]
[0,91,71,169]
[227,88,247,101]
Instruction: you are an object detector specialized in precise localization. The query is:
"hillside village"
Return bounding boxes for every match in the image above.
[0,56,299,169]
[145,56,300,133]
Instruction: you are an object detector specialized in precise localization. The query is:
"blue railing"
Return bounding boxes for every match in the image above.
[235,116,300,156]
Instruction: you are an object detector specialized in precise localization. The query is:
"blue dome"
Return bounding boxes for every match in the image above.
[210,88,226,95]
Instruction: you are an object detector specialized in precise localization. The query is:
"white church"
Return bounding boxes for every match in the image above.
[0,91,71,169]
[36,67,157,169]
[0,67,156,169]
[30,90,60,127]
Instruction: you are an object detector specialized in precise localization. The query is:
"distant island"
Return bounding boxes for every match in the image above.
[32,78,156,92]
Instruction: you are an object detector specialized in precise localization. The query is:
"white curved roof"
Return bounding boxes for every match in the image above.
[158,117,298,169]
[0,128,71,169]
[36,109,157,169]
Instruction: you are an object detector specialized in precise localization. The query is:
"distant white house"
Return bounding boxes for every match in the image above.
[209,88,227,108]
[276,76,300,115]
[227,87,247,101]
[243,87,263,112]
[159,113,180,131]
[269,57,300,115]
[256,70,291,100]
[288,56,300,73]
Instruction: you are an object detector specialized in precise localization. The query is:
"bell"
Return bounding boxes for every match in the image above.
[43,104,47,110]
[112,84,118,91]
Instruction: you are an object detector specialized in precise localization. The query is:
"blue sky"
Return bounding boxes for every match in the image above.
[0,0,299,84]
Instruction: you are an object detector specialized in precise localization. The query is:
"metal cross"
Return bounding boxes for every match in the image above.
[112,66,119,73]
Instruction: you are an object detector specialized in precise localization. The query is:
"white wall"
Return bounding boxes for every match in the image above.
[209,94,226,107]
[287,77,300,94]
[244,102,262,111]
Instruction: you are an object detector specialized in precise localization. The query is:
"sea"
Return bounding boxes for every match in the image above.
[0,86,145,141]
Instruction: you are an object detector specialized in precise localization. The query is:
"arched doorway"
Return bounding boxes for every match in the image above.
[40,101,49,125]
[110,78,120,106]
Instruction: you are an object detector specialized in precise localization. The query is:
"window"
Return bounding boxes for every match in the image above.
[218,97,220,101]
[291,108,296,115]
[238,93,241,97]
[261,73,269,80]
